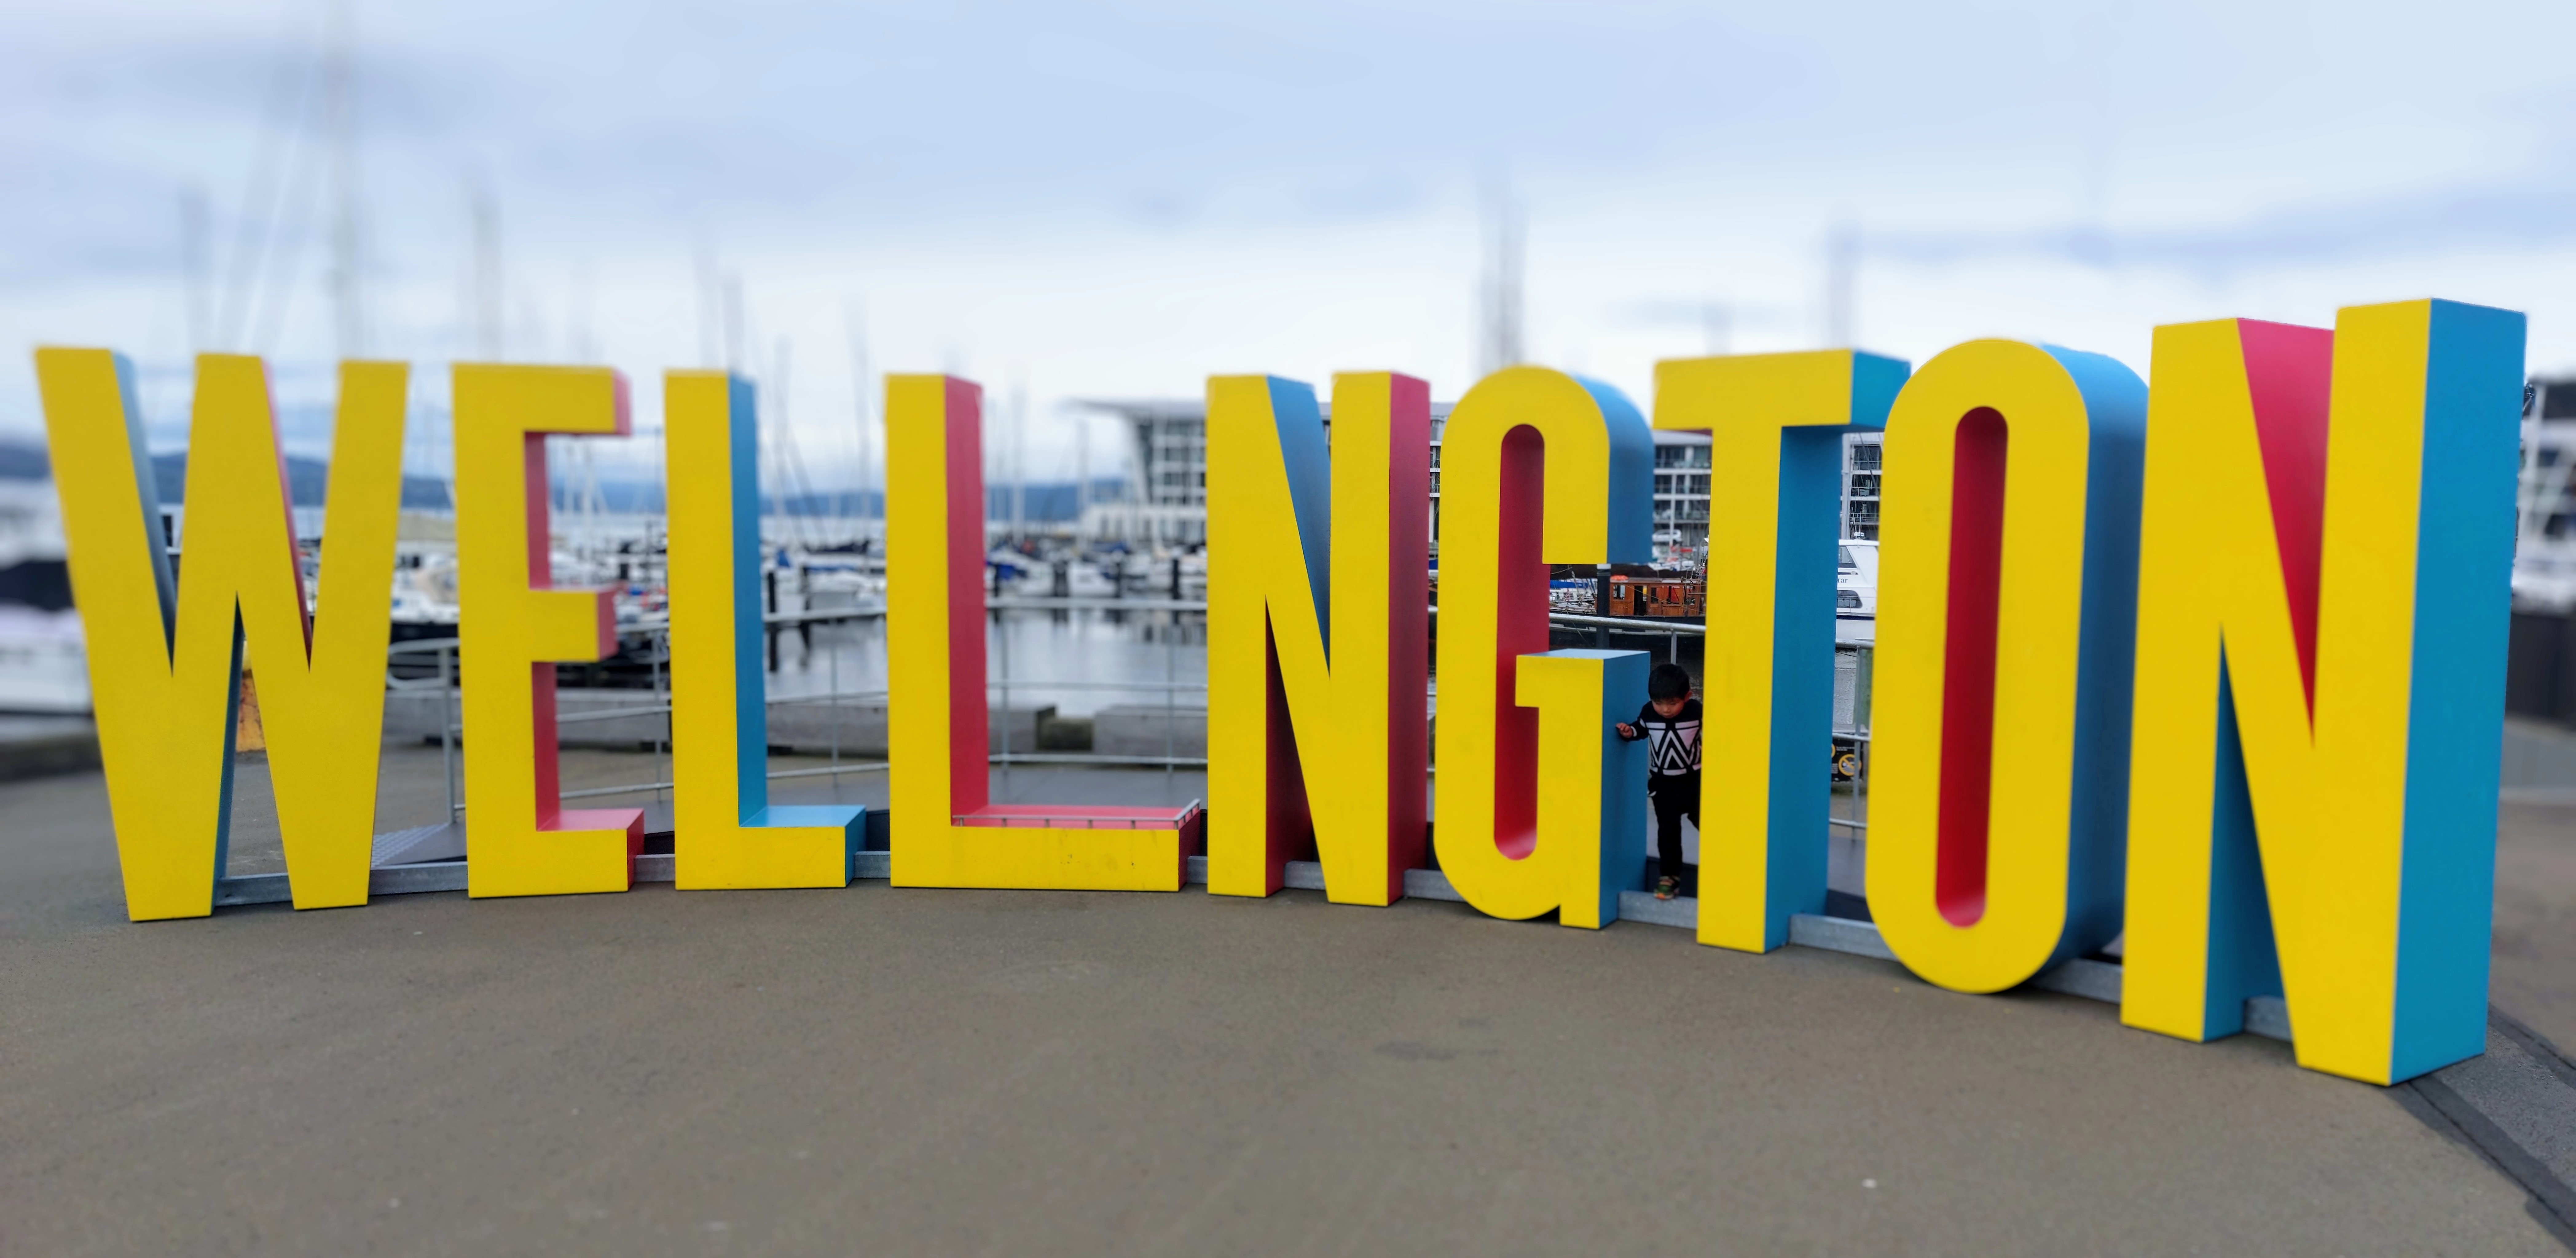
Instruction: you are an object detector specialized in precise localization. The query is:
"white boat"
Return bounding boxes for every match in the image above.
[0,605,88,714]
[1836,539,1877,647]
[0,478,86,714]
[386,545,462,641]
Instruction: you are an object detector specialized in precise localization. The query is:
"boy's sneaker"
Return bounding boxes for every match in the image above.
[1655,876,1679,901]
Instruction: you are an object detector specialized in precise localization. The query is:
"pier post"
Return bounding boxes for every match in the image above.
[1594,564,1612,648]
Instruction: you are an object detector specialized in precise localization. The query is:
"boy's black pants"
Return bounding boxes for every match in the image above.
[1647,771,1699,886]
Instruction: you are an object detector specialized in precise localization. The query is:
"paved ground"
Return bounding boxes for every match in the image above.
[2498,800,2576,1053]
[6,754,2573,1255]
[214,742,2576,1056]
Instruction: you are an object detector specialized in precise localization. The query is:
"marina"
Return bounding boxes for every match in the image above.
[6,375,2574,866]
[14,2,2576,1251]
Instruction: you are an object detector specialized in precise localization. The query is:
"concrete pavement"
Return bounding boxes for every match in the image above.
[4,759,2572,1256]
[2498,800,2576,1055]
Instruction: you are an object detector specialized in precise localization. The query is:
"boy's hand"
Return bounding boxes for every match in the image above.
[1615,722,1636,739]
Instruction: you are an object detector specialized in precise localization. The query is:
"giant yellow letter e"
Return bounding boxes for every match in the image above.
[455,365,646,898]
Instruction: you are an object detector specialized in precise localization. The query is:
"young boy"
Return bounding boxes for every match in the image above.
[1614,662,1700,900]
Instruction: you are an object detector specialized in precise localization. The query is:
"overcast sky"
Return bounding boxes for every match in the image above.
[6,0,2574,488]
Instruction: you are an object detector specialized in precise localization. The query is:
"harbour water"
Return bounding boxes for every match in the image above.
[762,607,1207,719]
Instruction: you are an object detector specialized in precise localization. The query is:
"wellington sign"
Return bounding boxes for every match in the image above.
[33,297,2524,1085]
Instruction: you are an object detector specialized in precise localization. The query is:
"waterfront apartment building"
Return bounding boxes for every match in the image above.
[1646,431,1713,561]
[1078,398,1885,563]
[2511,377,2576,609]
[1841,432,1883,541]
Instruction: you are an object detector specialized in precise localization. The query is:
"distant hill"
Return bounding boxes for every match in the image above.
[0,442,47,480]
[145,453,456,510]
[984,480,1131,522]
[0,441,450,506]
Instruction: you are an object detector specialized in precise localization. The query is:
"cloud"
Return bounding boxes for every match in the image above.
[11,0,2576,448]
[1866,140,2576,281]
[1611,296,1801,334]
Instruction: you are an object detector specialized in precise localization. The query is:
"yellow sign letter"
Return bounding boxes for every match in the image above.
[455,365,645,898]
[36,351,407,918]
[1205,372,1430,903]
[1867,340,2143,992]
[2123,301,2524,1083]
[1433,367,1654,924]
[1652,350,1906,951]
[666,372,865,889]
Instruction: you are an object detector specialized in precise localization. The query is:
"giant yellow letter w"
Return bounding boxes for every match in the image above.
[37,352,407,919]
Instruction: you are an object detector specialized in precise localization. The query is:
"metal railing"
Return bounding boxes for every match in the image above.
[384,596,1221,820]
[382,597,1865,842]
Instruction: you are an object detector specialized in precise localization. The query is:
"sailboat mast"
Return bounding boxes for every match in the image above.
[324,0,363,360]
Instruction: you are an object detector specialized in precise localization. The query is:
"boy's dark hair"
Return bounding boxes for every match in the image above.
[1648,662,1692,702]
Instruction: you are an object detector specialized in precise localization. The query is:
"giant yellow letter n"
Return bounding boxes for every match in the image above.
[456,365,646,898]
[36,351,406,918]
[2124,301,2524,1084]
[1206,373,1429,903]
